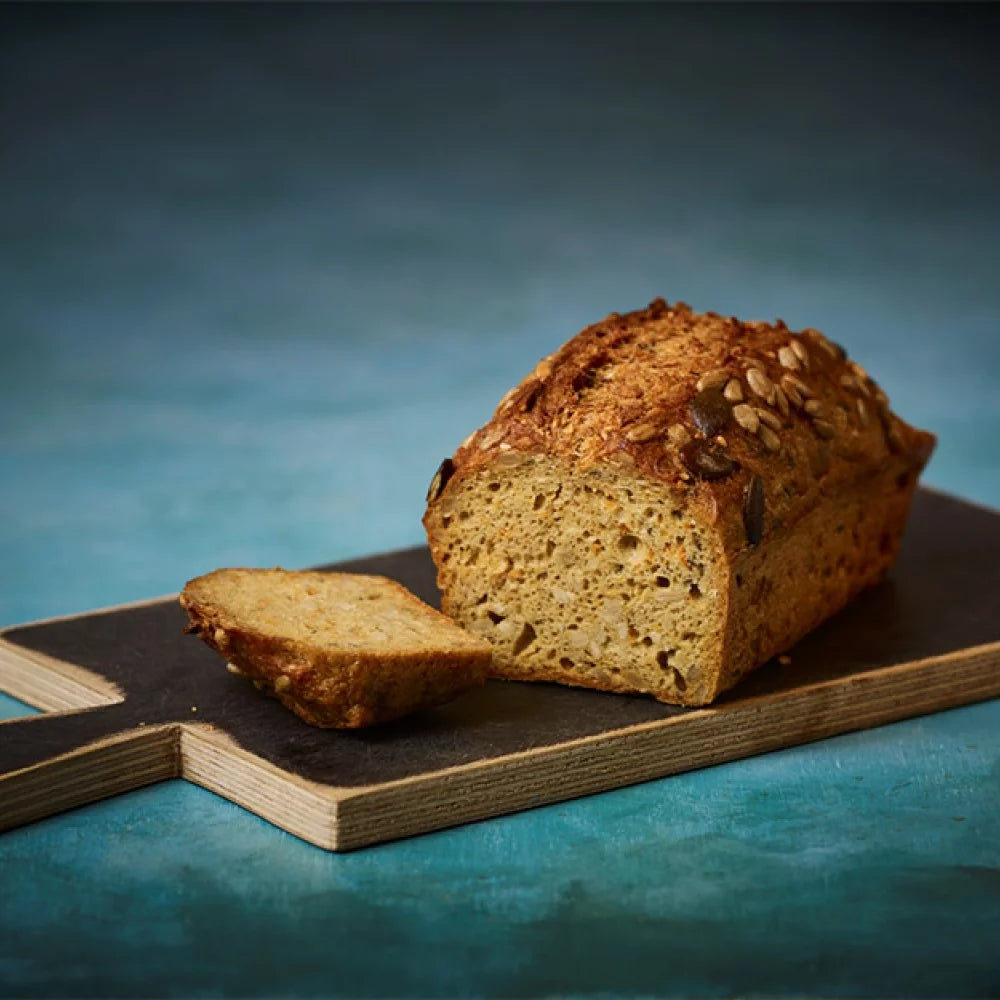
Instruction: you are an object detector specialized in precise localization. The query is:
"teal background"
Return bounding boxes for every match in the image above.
[1,4,998,997]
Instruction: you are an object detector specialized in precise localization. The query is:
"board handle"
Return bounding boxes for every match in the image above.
[0,704,179,831]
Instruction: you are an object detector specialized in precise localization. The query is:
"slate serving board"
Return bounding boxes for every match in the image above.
[1,488,998,851]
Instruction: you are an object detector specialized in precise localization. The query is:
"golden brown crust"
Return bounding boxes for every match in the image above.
[424,298,936,705]
[180,569,491,728]
[441,298,935,559]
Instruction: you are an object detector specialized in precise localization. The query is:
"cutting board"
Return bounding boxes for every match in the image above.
[2,488,999,851]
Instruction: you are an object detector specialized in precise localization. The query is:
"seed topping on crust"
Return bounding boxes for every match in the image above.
[681,440,740,480]
[733,403,760,434]
[790,339,810,368]
[777,345,799,371]
[746,367,775,402]
[758,426,780,452]
[626,421,661,444]
[667,423,692,448]
[695,368,731,392]
[427,458,455,503]
[690,387,732,437]
[743,474,766,545]
[756,407,782,431]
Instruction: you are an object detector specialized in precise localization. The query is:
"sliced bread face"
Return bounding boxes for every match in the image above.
[180,569,491,728]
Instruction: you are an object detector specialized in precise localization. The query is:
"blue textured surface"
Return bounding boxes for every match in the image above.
[1,5,998,997]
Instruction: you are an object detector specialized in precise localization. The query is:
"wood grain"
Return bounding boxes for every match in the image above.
[1,488,998,850]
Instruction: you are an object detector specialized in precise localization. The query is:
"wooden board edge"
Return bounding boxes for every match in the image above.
[0,638,124,713]
[177,724,340,849]
[331,642,1000,850]
[0,725,178,832]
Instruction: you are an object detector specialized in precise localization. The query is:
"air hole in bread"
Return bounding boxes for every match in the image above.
[533,494,546,510]
[689,584,702,599]
[655,575,671,588]
[512,623,537,656]
[617,534,639,552]
[656,649,675,670]
[486,611,505,624]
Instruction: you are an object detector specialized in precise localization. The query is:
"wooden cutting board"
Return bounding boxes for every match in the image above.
[2,488,999,851]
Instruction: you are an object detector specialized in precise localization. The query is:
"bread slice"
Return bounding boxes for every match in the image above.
[423,298,935,706]
[180,568,491,728]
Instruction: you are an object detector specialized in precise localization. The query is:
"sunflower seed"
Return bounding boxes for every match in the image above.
[479,428,504,450]
[839,373,860,392]
[723,378,744,402]
[498,386,519,410]
[695,368,731,391]
[758,426,780,452]
[856,398,871,427]
[743,474,765,545]
[773,385,790,418]
[848,360,870,382]
[778,346,799,371]
[756,407,782,431]
[733,403,760,434]
[746,367,775,402]
[780,376,803,408]
[782,373,813,399]
[790,339,810,369]
[533,357,554,380]
[804,399,825,417]
[427,457,455,503]
[680,440,740,480]
[626,421,660,443]
[667,423,692,448]
[804,328,847,361]
[812,418,835,439]
[690,387,732,437]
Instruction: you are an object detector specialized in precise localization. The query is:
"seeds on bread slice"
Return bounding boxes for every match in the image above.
[180,568,491,728]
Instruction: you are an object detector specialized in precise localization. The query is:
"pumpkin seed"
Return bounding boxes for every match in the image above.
[743,474,765,545]
[427,457,455,503]
[690,387,732,437]
[681,440,740,480]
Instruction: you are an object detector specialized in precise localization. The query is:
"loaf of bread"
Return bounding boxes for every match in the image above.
[180,569,491,727]
[423,298,935,706]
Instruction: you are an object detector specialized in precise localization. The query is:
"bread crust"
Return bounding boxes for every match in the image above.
[180,569,491,728]
[424,298,935,704]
